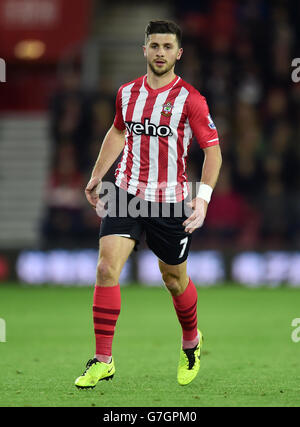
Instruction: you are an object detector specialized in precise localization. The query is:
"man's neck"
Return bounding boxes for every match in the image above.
[146,68,176,90]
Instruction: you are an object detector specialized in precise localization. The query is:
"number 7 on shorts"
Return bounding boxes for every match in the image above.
[179,237,188,258]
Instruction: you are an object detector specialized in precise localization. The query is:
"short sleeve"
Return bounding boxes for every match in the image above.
[113,87,126,131]
[187,92,219,149]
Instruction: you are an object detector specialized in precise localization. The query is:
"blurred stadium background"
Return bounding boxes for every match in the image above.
[0,0,300,288]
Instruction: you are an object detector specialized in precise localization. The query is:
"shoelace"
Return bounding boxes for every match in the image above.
[183,346,198,370]
[82,358,99,375]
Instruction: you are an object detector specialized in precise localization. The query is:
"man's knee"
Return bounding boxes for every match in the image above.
[161,271,182,295]
[96,258,119,286]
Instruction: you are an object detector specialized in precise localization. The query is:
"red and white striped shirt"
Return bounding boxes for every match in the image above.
[113,74,219,202]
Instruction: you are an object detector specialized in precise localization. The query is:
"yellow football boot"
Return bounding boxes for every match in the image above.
[177,329,203,386]
[75,357,115,389]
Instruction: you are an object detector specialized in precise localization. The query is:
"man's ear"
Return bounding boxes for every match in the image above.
[143,45,147,58]
[177,48,183,61]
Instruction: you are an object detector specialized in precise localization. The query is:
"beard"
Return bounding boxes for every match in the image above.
[148,59,176,76]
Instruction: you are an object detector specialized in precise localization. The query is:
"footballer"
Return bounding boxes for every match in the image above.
[75,19,222,388]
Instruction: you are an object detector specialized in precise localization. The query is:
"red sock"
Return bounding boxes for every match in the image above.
[172,278,198,347]
[93,284,121,361]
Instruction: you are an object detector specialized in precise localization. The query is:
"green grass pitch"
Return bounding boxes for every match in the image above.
[0,282,300,407]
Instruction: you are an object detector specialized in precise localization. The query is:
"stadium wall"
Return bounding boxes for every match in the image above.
[1,249,300,288]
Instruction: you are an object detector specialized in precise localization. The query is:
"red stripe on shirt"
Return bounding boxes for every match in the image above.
[120,79,144,190]
[136,95,157,199]
[156,85,182,202]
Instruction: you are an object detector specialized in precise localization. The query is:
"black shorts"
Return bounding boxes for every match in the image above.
[99,185,193,265]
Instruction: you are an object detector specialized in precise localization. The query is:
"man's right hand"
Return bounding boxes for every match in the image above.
[85,177,102,208]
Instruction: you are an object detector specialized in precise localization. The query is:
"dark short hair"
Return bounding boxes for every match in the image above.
[145,20,182,47]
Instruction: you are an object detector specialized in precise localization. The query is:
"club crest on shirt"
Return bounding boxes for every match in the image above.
[161,102,174,117]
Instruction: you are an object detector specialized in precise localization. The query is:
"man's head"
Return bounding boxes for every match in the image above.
[145,20,182,48]
[143,20,183,77]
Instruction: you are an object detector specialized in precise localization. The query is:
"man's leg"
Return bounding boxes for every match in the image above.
[94,235,136,362]
[158,260,199,349]
[159,260,203,386]
[75,235,135,388]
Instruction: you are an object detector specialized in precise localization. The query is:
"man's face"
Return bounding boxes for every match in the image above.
[143,33,183,76]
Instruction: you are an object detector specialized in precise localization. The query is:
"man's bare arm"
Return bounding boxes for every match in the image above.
[199,144,222,189]
[85,125,126,208]
[183,144,222,233]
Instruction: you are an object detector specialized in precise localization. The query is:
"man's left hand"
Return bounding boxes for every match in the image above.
[183,197,208,234]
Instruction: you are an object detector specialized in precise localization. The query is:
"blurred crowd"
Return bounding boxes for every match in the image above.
[42,0,300,251]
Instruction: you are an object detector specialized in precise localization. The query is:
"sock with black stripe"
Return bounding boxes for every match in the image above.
[172,278,199,349]
[93,284,121,363]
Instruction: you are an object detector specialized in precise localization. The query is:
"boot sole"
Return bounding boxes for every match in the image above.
[75,374,114,389]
